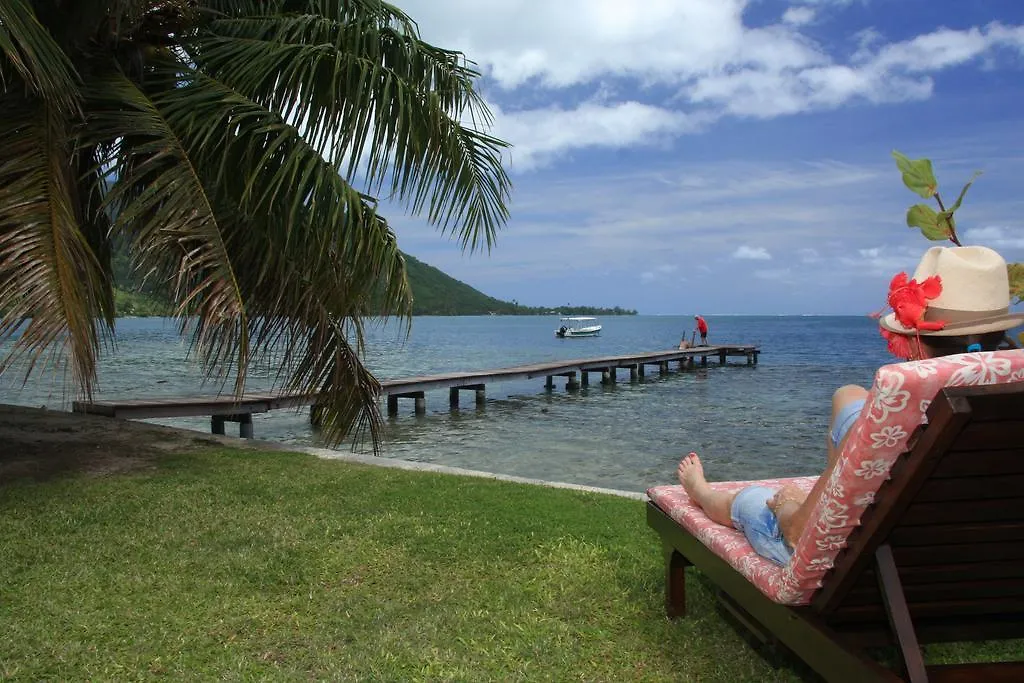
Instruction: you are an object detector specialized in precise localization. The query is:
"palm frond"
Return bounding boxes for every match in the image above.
[193,7,511,252]
[85,69,252,393]
[0,0,80,112]
[145,61,411,443]
[0,95,112,394]
[149,62,411,317]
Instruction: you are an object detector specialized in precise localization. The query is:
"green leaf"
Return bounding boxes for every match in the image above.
[906,203,950,240]
[892,150,938,199]
[948,170,982,214]
[1009,263,1024,305]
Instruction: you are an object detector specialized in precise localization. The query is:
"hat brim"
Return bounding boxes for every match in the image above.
[879,312,1024,337]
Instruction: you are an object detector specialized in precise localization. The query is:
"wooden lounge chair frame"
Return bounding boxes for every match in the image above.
[648,383,1024,682]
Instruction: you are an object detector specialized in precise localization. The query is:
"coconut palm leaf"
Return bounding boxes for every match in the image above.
[0,95,113,394]
[0,0,79,112]
[193,3,510,251]
[0,0,510,450]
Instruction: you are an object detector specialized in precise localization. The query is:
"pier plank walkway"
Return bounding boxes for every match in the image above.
[72,344,759,438]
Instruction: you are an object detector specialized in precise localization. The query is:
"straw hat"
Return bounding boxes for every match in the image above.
[879,246,1024,337]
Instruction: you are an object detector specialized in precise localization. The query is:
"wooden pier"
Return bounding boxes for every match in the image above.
[72,344,758,438]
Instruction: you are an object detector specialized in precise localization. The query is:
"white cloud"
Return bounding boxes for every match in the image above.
[492,101,703,171]
[754,268,794,281]
[390,139,1024,314]
[640,264,680,283]
[394,1,1024,167]
[782,7,816,27]
[868,23,1024,73]
[733,245,772,260]
[964,225,1024,250]
[799,248,821,263]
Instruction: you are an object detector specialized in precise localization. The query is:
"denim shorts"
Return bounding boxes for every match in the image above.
[730,486,793,566]
[830,398,866,449]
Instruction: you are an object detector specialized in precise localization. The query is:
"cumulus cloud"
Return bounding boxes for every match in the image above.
[394,0,1024,168]
[491,101,704,171]
[964,225,1024,250]
[733,246,772,260]
[782,7,816,27]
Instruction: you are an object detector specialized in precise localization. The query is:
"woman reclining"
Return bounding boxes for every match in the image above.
[677,245,1024,565]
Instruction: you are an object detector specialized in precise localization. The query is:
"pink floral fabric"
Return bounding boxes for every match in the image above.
[647,476,817,601]
[647,350,1024,606]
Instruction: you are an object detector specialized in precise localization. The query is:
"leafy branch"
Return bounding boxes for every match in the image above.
[892,150,1023,304]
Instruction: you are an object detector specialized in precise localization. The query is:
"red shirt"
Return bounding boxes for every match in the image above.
[695,316,708,335]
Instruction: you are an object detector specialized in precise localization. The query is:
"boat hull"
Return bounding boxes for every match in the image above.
[555,325,602,338]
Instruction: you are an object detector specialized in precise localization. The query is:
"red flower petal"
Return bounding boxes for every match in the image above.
[918,275,942,299]
[881,329,914,360]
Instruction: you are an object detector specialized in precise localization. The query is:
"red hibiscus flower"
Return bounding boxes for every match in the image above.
[887,273,945,332]
[881,328,915,360]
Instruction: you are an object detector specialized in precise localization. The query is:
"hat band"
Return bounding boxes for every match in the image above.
[924,305,1012,330]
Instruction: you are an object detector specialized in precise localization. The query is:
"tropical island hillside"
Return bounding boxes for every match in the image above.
[113,250,635,317]
[402,254,636,316]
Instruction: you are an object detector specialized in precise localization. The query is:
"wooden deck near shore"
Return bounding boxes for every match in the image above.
[72,344,759,438]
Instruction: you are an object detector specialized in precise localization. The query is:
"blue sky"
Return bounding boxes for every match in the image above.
[383,0,1024,315]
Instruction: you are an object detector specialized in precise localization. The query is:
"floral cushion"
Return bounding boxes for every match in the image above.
[647,476,817,601]
[648,350,1024,606]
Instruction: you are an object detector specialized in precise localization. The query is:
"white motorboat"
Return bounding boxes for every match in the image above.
[555,316,602,338]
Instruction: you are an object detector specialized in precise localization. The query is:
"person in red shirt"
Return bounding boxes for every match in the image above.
[694,315,708,345]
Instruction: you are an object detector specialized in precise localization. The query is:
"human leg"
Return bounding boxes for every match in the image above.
[827,385,868,466]
[677,452,736,527]
[730,486,794,566]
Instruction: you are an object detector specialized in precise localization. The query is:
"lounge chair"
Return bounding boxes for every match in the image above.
[646,350,1024,681]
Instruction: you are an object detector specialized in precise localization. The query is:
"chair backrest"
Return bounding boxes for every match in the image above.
[777,350,1024,605]
[813,381,1024,641]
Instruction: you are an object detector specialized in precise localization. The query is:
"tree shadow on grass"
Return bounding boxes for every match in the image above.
[0,404,220,484]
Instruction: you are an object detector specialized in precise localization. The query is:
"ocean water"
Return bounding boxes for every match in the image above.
[0,315,898,493]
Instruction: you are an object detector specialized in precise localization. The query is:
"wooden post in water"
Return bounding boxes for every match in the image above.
[719,349,727,365]
[211,415,225,435]
[630,364,638,381]
[581,371,589,387]
[545,375,554,390]
[449,387,460,409]
[387,394,399,416]
[414,392,426,415]
[566,372,579,391]
[237,414,253,439]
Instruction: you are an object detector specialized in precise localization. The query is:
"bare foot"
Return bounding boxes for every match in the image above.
[677,452,707,497]
[676,452,737,528]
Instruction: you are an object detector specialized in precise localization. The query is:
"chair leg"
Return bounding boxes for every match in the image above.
[876,544,927,683]
[663,544,691,618]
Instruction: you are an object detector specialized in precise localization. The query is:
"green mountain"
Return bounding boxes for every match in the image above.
[404,254,514,315]
[403,254,635,316]
[112,249,635,317]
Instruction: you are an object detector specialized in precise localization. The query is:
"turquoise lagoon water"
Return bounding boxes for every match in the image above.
[0,315,898,493]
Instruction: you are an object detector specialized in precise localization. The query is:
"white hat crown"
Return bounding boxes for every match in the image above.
[912,246,1010,312]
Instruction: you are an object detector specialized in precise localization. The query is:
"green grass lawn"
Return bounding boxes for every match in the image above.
[0,447,1017,681]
